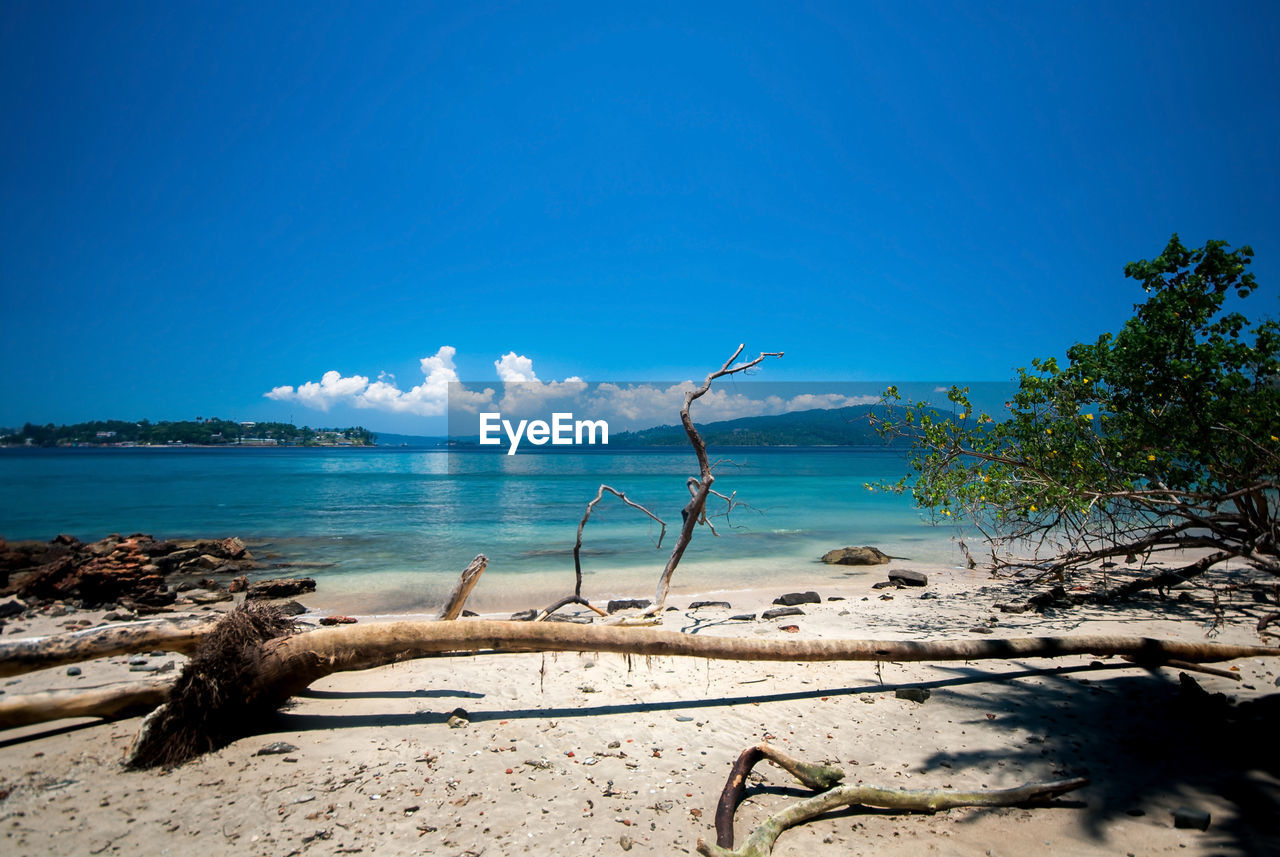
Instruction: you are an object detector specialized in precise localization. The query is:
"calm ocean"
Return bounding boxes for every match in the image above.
[0,447,963,613]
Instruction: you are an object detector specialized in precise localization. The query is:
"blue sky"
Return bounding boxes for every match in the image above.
[2,1,1277,434]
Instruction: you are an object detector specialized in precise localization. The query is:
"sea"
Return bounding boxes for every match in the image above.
[0,447,966,614]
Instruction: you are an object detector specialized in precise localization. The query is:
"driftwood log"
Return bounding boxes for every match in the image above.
[436,554,488,620]
[0,615,215,679]
[1,609,1275,736]
[112,606,1279,768]
[0,679,173,730]
[700,742,1088,857]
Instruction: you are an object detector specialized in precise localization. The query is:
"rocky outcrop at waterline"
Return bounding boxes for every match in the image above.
[0,533,278,612]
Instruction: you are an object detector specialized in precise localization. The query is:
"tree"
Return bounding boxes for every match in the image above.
[875,235,1279,594]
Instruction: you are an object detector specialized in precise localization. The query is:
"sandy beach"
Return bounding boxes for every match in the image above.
[1,561,1277,857]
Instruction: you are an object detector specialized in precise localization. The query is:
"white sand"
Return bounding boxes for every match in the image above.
[1,564,1278,856]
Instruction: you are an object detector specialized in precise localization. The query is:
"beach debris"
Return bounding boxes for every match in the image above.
[319,615,358,625]
[820,546,890,566]
[447,706,470,728]
[888,569,928,587]
[67,604,1276,769]
[0,600,25,619]
[246,577,316,599]
[969,625,994,634]
[1173,807,1212,830]
[760,607,804,620]
[255,741,298,755]
[546,614,594,624]
[997,586,1071,614]
[607,599,652,614]
[772,592,820,606]
[894,688,931,703]
[510,609,538,621]
[274,600,308,615]
[689,601,732,610]
[699,741,1088,857]
[437,555,488,621]
[778,625,800,633]
[228,576,249,593]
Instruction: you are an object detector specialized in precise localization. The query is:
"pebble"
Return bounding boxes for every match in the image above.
[895,688,931,703]
[66,666,82,676]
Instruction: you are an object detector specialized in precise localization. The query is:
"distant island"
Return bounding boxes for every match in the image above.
[0,418,376,448]
[610,404,909,447]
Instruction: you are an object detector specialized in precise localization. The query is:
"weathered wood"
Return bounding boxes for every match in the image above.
[218,621,1280,722]
[698,774,1089,857]
[0,615,216,679]
[648,345,783,615]
[714,743,844,848]
[437,555,488,620]
[0,679,174,729]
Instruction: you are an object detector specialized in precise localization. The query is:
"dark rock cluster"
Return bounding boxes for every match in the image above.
[0,533,270,612]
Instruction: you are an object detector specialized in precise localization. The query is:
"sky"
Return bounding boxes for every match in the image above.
[2,1,1278,435]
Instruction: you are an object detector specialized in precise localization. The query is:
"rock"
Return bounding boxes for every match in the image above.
[895,688,931,703]
[276,600,308,616]
[0,600,24,619]
[447,707,470,728]
[461,609,479,617]
[319,615,357,625]
[729,613,756,621]
[871,580,897,590]
[1172,807,1211,830]
[607,598,651,613]
[772,591,821,606]
[546,614,594,624]
[689,600,732,610]
[761,606,804,620]
[510,609,538,622]
[66,666,81,676]
[821,546,891,566]
[103,610,136,621]
[189,590,233,604]
[620,834,634,851]
[969,625,993,634]
[888,569,928,587]
[228,575,249,593]
[256,742,299,756]
[220,537,248,559]
[245,577,316,599]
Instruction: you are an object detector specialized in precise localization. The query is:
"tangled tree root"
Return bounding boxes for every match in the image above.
[125,603,295,769]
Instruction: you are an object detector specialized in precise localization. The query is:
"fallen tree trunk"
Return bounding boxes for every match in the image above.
[0,615,216,679]
[0,679,173,729]
[122,608,1279,768]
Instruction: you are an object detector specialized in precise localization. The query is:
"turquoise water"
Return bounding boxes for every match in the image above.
[0,447,962,612]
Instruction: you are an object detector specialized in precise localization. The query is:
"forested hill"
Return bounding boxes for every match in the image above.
[0,419,376,447]
[610,405,918,447]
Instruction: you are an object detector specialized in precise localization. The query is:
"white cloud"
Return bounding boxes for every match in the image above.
[494,352,588,413]
[265,370,371,412]
[265,346,495,416]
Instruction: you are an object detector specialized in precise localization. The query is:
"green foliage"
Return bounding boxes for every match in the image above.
[876,235,1279,575]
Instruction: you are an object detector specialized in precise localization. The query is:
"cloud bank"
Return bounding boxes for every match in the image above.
[265,348,879,428]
